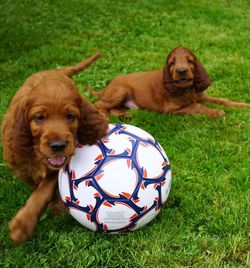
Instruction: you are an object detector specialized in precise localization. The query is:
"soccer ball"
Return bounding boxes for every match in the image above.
[58,124,171,233]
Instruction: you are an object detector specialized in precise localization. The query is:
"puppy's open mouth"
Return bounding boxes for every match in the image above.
[176,78,193,83]
[46,156,67,168]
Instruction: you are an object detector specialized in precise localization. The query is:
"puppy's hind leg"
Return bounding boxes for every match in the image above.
[95,86,131,117]
[110,108,132,119]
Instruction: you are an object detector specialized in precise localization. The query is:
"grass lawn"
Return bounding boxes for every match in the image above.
[0,0,249,267]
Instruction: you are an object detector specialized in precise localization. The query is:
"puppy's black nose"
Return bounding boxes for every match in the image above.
[177,68,187,75]
[49,141,67,152]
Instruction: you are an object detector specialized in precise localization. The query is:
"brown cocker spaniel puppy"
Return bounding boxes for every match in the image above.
[87,47,249,117]
[1,53,107,244]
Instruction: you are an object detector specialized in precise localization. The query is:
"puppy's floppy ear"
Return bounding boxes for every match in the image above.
[8,99,33,155]
[77,97,108,145]
[163,64,171,86]
[163,64,176,94]
[194,57,212,92]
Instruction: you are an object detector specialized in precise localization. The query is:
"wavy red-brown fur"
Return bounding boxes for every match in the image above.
[1,53,107,244]
[87,47,249,118]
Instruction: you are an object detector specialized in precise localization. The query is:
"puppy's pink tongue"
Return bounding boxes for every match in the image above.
[48,156,65,167]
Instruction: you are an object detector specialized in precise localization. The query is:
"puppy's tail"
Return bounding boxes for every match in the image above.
[84,85,102,97]
[56,52,101,77]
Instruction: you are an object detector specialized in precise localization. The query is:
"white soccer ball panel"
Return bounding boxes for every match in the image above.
[161,170,172,204]
[135,183,159,209]
[97,201,137,231]
[73,181,99,208]
[136,142,165,179]
[70,145,102,180]
[58,170,71,203]
[131,208,160,231]
[121,124,155,142]
[96,159,138,198]
[69,208,97,231]
[102,131,135,156]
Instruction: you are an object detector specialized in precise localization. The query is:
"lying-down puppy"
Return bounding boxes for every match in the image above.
[86,47,249,118]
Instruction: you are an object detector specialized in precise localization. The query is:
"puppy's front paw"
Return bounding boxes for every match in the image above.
[210,109,226,117]
[9,209,38,244]
[239,102,250,107]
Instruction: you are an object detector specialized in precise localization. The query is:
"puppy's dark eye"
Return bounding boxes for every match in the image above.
[188,59,194,65]
[34,114,45,123]
[66,113,75,121]
[169,60,175,67]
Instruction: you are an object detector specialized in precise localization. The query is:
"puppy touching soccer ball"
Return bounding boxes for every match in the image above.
[58,124,172,233]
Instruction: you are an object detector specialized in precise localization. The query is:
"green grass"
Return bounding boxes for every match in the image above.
[0,0,250,267]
